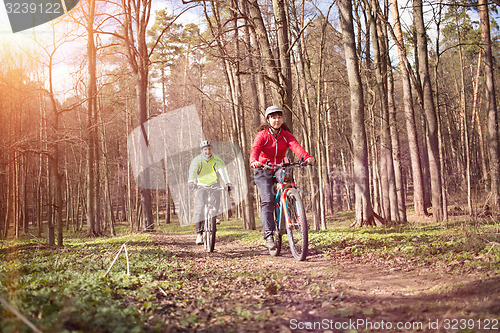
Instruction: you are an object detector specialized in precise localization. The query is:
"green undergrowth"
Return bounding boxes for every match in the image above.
[0,233,180,332]
[311,218,500,272]
[0,223,274,333]
[0,215,499,332]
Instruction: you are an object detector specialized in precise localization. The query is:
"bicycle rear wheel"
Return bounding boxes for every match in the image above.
[285,188,308,261]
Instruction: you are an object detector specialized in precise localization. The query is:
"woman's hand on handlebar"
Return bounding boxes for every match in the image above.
[305,157,315,165]
[251,161,262,169]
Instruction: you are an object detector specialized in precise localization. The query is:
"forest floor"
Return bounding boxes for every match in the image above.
[147,228,500,332]
[1,217,500,332]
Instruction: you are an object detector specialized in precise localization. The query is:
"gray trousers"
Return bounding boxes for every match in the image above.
[193,187,221,233]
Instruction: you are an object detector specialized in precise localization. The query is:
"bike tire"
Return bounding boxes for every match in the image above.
[204,211,216,253]
[203,209,215,252]
[269,229,282,256]
[208,216,216,252]
[285,188,308,261]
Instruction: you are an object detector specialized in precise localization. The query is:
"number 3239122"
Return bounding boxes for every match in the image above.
[443,319,498,330]
[5,2,64,14]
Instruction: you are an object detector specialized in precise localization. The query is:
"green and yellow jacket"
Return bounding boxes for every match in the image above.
[188,154,230,187]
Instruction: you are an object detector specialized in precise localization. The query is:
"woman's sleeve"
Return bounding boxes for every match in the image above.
[285,131,312,160]
[249,131,264,165]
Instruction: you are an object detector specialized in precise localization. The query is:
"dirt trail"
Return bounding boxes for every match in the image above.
[151,231,500,332]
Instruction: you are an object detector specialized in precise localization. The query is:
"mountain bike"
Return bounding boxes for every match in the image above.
[262,159,309,261]
[197,185,227,253]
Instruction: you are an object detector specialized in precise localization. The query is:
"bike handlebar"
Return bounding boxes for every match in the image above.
[192,184,227,191]
[257,158,310,170]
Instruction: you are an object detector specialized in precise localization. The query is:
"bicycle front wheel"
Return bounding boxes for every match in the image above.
[204,211,216,253]
[284,188,308,261]
[203,212,216,252]
[208,216,216,252]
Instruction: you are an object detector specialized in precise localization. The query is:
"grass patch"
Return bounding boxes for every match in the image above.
[0,214,498,332]
[309,218,500,272]
[0,233,166,332]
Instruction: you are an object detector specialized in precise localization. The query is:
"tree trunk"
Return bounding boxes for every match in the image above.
[272,0,293,126]
[471,54,489,192]
[6,153,17,238]
[457,44,472,214]
[137,60,155,232]
[338,0,376,227]
[313,4,334,230]
[36,147,43,237]
[206,0,255,230]
[87,0,98,236]
[431,2,448,222]
[387,58,407,222]
[244,8,268,120]
[122,0,155,231]
[101,118,116,236]
[232,1,255,230]
[49,93,63,246]
[241,0,261,130]
[389,0,426,217]
[238,0,257,230]
[246,0,282,106]
[414,0,444,221]
[479,0,500,210]
[366,0,398,221]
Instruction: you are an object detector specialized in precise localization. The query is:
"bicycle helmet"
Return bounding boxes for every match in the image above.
[200,140,211,149]
[264,105,283,119]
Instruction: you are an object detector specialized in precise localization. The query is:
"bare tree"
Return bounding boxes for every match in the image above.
[414,0,444,221]
[365,0,399,222]
[272,0,293,126]
[479,0,500,210]
[86,0,100,236]
[389,0,426,217]
[246,0,282,107]
[121,0,155,231]
[338,0,376,226]
[202,0,256,229]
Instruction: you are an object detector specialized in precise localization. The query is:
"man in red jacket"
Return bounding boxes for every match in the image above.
[250,106,315,250]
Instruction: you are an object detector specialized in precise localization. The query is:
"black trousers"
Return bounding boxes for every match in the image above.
[193,187,221,233]
[253,169,282,239]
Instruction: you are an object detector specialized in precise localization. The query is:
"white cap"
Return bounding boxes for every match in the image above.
[265,106,283,118]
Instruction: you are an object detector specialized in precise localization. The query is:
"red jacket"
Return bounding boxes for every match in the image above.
[250,128,312,166]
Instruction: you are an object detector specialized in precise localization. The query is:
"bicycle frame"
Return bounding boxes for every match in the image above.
[273,167,299,235]
[268,162,304,235]
[199,185,225,215]
[204,189,218,219]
